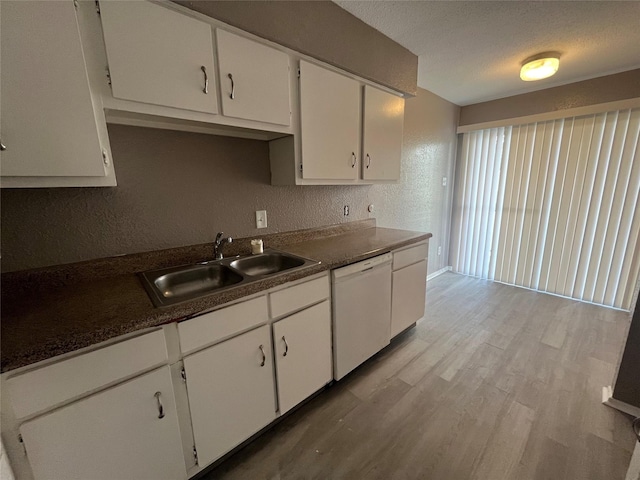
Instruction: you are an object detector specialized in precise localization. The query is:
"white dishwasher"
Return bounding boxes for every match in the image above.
[332,253,392,380]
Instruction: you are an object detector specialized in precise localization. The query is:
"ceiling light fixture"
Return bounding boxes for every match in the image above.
[520,52,560,81]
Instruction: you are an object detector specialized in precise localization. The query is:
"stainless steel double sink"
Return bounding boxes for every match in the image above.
[140,249,320,307]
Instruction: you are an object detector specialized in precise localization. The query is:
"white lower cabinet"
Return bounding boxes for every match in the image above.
[4,274,339,478]
[19,366,186,480]
[183,325,276,468]
[273,300,332,414]
[390,242,429,338]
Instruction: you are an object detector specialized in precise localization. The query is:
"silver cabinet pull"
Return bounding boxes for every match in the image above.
[154,391,165,419]
[201,66,209,94]
[259,344,266,367]
[351,152,356,168]
[366,154,371,169]
[228,73,235,99]
[282,336,289,357]
[0,139,6,151]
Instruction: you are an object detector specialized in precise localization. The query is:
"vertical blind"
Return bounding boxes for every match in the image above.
[451,108,640,310]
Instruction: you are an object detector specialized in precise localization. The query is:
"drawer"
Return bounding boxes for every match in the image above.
[270,274,330,319]
[393,241,429,271]
[178,295,268,355]
[7,329,167,419]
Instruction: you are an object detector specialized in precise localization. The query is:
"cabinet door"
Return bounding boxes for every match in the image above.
[99,0,217,114]
[299,60,360,180]
[362,85,404,181]
[273,301,332,414]
[20,367,186,480]
[0,1,106,178]
[217,29,290,126]
[391,260,427,338]
[183,325,275,467]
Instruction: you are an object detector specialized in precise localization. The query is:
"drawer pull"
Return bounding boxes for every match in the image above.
[366,153,371,169]
[351,152,356,168]
[282,336,289,357]
[259,344,266,367]
[154,391,165,419]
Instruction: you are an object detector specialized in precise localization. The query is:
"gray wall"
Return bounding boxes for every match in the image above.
[459,69,640,126]
[1,88,459,274]
[174,0,418,96]
[370,88,459,275]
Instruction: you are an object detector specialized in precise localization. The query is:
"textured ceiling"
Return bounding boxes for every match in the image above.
[334,1,640,106]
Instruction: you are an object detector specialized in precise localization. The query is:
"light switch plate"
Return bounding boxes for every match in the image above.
[256,210,267,229]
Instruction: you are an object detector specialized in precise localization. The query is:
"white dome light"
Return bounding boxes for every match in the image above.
[520,53,560,81]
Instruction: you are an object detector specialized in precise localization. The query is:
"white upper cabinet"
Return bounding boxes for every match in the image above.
[20,366,187,480]
[99,0,218,114]
[216,29,291,126]
[271,61,405,185]
[362,85,404,181]
[299,60,361,181]
[0,0,113,187]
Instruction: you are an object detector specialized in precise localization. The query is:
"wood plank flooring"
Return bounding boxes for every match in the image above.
[203,273,637,479]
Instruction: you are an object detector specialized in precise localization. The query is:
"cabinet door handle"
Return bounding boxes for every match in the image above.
[259,344,266,366]
[282,336,288,357]
[366,153,371,169]
[351,152,356,168]
[154,391,165,419]
[228,73,235,99]
[0,139,6,151]
[201,66,209,94]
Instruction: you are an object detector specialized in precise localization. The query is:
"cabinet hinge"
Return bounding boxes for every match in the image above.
[297,68,301,79]
[105,67,112,87]
[73,0,79,10]
[102,149,109,166]
[95,0,101,14]
[299,164,303,175]
[193,445,199,465]
[180,367,187,383]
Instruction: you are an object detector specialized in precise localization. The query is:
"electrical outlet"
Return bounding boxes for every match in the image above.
[255,210,267,229]
[437,246,442,256]
[343,205,350,216]
[442,176,447,187]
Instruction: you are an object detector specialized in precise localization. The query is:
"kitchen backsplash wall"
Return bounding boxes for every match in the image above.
[1,88,459,274]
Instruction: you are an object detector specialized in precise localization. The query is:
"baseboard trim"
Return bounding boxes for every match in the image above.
[602,386,640,417]
[428,266,452,281]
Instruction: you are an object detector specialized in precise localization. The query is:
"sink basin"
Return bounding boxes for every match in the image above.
[229,252,305,277]
[140,249,320,307]
[141,264,242,307]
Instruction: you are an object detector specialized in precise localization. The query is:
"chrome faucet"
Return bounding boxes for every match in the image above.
[214,232,233,260]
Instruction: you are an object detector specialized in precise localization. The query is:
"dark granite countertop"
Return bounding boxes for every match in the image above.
[1,221,431,373]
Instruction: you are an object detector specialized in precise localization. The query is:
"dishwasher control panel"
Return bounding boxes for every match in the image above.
[332,252,392,279]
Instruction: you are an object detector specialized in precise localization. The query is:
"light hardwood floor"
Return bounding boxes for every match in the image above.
[204,273,637,479]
